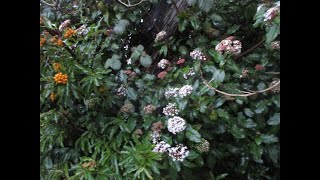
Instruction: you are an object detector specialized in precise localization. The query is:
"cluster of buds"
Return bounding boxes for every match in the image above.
[143,104,156,114]
[157,59,171,69]
[155,31,167,42]
[163,103,179,117]
[50,36,63,47]
[40,37,46,47]
[151,121,164,133]
[270,41,280,50]
[76,25,89,36]
[178,85,193,98]
[264,1,280,22]
[59,19,71,32]
[64,28,76,38]
[157,71,168,79]
[84,98,100,109]
[167,116,186,134]
[190,49,207,61]
[167,144,190,162]
[120,101,135,113]
[50,93,56,102]
[134,129,143,138]
[255,65,265,71]
[215,36,242,56]
[152,141,171,153]
[195,138,210,153]
[54,72,68,85]
[81,160,97,169]
[53,63,62,72]
[164,88,180,98]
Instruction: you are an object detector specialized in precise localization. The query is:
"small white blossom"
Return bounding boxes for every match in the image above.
[264,2,280,22]
[59,19,71,32]
[190,49,207,61]
[150,131,161,144]
[116,85,126,96]
[178,85,193,98]
[270,41,280,50]
[167,116,186,134]
[155,31,167,42]
[164,88,180,98]
[215,36,242,55]
[157,59,170,69]
[168,144,189,162]
[163,103,179,117]
[76,25,89,36]
[153,141,171,153]
[126,58,132,65]
[183,68,195,79]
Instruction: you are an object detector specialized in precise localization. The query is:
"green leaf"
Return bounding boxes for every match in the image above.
[137,45,144,52]
[160,45,168,56]
[266,24,280,43]
[177,99,188,111]
[139,54,152,67]
[227,25,240,34]
[169,158,181,172]
[230,125,245,139]
[186,126,202,143]
[44,156,53,169]
[244,108,254,118]
[216,109,229,120]
[243,118,257,129]
[214,97,225,108]
[249,143,263,163]
[267,113,280,125]
[114,19,129,35]
[179,46,188,55]
[261,134,279,144]
[216,173,229,180]
[198,0,214,12]
[110,59,121,70]
[190,16,200,30]
[126,87,137,101]
[127,118,137,132]
[178,19,188,32]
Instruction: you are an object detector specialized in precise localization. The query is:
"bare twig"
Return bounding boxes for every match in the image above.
[117,0,146,7]
[265,72,280,75]
[234,39,264,60]
[171,0,181,14]
[199,64,280,97]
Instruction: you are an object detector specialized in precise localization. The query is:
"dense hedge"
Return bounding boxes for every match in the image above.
[40,0,280,179]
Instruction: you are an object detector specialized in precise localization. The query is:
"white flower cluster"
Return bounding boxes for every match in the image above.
[167,116,186,134]
[150,131,161,144]
[76,25,89,36]
[59,19,71,32]
[178,85,193,98]
[195,138,210,153]
[157,59,170,69]
[190,49,207,61]
[264,2,280,22]
[152,141,171,153]
[163,103,179,117]
[215,36,242,55]
[116,85,126,96]
[164,88,180,98]
[168,144,190,162]
[155,31,167,42]
[183,68,195,79]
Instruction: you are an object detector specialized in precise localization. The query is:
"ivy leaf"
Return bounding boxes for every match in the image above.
[126,87,137,101]
[266,24,280,43]
[244,108,254,118]
[261,134,279,144]
[185,125,202,143]
[110,59,121,70]
[230,125,245,139]
[227,25,240,34]
[114,19,129,35]
[198,0,214,12]
[249,143,263,163]
[139,54,152,67]
[267,113,280,125]
[216,109,230,120]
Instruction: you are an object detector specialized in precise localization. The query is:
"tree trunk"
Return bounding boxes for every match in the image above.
[140,0,188,60]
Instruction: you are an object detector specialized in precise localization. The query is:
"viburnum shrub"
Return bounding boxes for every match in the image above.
[40,0,280,179]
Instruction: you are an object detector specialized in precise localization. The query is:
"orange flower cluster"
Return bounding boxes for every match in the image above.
[40,37,46,47]
[53,63,62,71]
[54,72,68,84]
[64,28,76,38]
[50,36,64,47]
[50,93,56,102]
